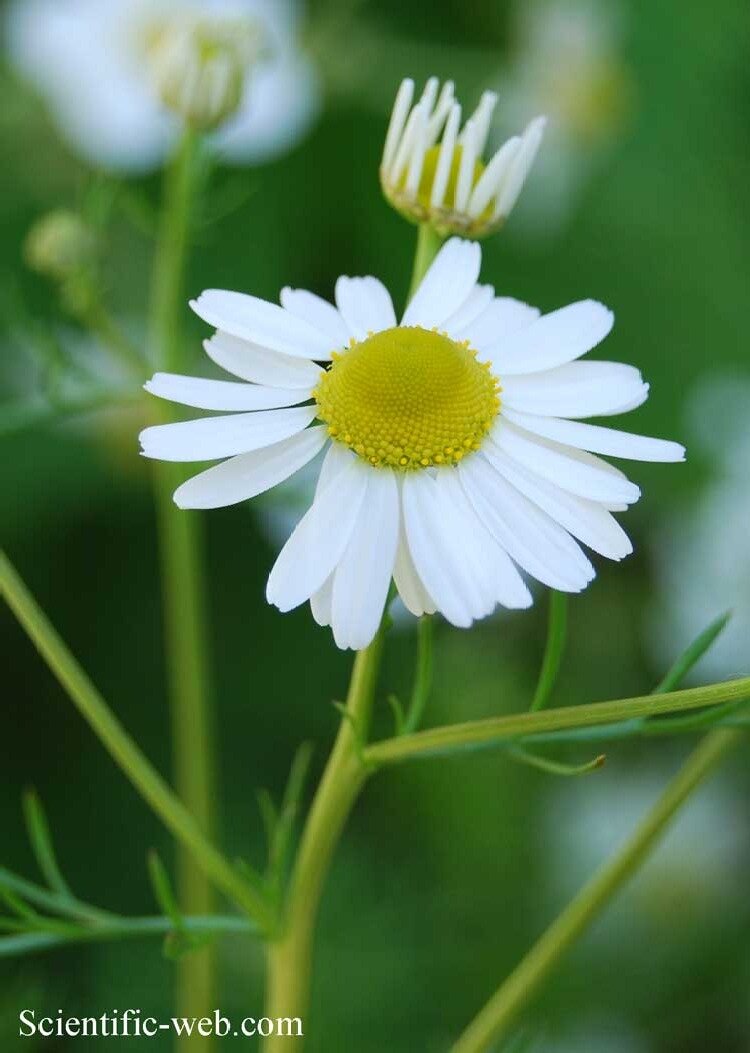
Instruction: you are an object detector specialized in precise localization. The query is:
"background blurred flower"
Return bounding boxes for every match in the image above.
[650,375,750,683]
[5,0,320,172]
[500,0,634,234]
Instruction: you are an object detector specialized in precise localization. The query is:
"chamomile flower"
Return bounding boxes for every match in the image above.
[6,0,319,172]
[380,77,546,237]
[140,238,684,650]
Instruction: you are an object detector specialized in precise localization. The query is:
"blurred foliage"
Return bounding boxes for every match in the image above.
[1,0,749,1050]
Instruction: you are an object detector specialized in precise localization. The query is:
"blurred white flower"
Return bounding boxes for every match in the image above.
[545,767,746,937]
[651,374,750,682]
[6,0,320,172]
[380,76,546,238]
[501,0,634,232]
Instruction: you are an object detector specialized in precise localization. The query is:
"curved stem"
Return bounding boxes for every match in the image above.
[450,728,742,1053]
[530,591,567,712]
[263,627,386,1050]
[0,551,272,932]
[148,128,218,1039]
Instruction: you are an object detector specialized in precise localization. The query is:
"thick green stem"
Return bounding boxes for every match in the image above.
[148,129,218,1039]
[451,728,743,1053]
[0,551,273,933]
[408,223,444,300]
[263,631,385,1050]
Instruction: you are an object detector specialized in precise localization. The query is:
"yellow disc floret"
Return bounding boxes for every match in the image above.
[313,326,501,470]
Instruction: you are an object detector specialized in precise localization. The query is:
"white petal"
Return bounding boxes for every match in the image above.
[500,361,649,418]
[459,454,595,591]
[467,135,521,219]
[204,332,323,389]
[490,300,614,375]
[144,373,311,412]
[457,297,540,354]
[310,573,334,628]
[393,529,436,617]
[401,471,483,627]
[401,237,481,329]
[487,447,633,560]
[494,116,546,218]
[454,117,479,213]
[334,276,397,340]
[490,419,641,505]
[430,101,461,209]
[330,468,400,650]
[266,451,368,612]
[442,283,495,335]
[438,469,532,610]
[280,287,349,349]
[191,290,332,360]
[502,410,686,462]
[173,426,328,510]
[139,405,317,463]
[382,77,414,170]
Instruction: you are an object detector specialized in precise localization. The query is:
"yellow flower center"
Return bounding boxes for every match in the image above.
[313,326,501,470]
[414,144,486,214]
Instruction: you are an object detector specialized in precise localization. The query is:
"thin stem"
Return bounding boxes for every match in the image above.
[147,127,218,1035]
[450,729,742,1053]
[263,627,386,1051]
[403,616,434,733]
[364,677,750,766]
[0,914,255,960]
[530,592,567,712]
[407,223,444,301]
[81,297,146,377]
[0,550,273,932]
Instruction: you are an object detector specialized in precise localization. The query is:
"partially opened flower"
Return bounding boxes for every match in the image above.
[140,238,684,650]
[6,0,319,171]
[380,77,546,238]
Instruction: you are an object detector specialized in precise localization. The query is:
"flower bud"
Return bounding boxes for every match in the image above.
[147,15,265,132]
[24,210,96,280]
[381,77,546,239]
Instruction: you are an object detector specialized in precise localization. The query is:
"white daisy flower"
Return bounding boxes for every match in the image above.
[140,238,684,650]
[380,77,546,238]
[6,0,319,172]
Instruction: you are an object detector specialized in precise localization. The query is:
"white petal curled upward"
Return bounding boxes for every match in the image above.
[173,426,329,510]
[402,470,487,627]
[467,135,521,219]
[490,419,641,505]
[459,454,595,592]
[494,116,546,218]
[393,522,436,617]
[266,451,368,612]
[487,448,633,560]
[438,469,532,610]
[382,77,415,170]
[491,300,614,375]
[144,374,312,412]
[503,410,686,462]
[330,468,400,650]
[401,237,481,329]
[335,276,397,341]
[139,405,316,463]
[204,332,323,389]
[500,361,649,419]
[457,297,540,354]
[280,287,349,349]
[191,290,333,360]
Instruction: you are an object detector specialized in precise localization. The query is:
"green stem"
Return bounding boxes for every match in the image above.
[450,728,742,1053]
[263,629,386,1051]
[530,592,567,712]
[0,550,272,932]
[364,677,750,765]
[147,128,218,1038]
[81,297,146,377]
[403,616,434,733]
[0,914,255,960]
[408,223,445,301]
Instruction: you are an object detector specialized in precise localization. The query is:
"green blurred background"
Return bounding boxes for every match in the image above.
[1,0,748,1050]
